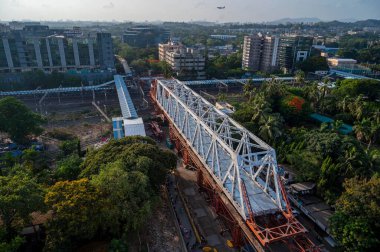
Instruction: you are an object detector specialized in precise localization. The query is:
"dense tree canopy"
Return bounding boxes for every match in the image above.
[0,169,45,237]
[206,52,244,79]
[334,79,380,101]
[44,178,103,250]
[54,154,82,181]
[0,97,44,143]
[232,78,380,206]
[43,136,177,250]
[91,160,155,234]
[80,136,177,188]
[330,175,380,251]
[296,56,329,73]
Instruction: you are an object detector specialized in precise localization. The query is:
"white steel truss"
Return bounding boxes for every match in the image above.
[155,79,287,220]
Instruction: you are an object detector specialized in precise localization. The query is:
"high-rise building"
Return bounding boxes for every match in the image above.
[242,35,263,71]
[0,23,114,73]
[242,34,313,73]
[97,33,114,70]
[278,36,313,73]
[261,36,280,73]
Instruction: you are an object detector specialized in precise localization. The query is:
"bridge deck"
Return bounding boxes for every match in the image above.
[114,75,137,118]
[154,79,287,219]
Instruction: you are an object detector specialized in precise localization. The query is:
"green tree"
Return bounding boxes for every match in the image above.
[250,94,272,122]
[354,118,372,144]
[296,56,329,73]
[330,175,380,251]
[0,227,24,252]
[44,178,102,250]
[243,79,254,98]
[0,170,45,238]
[294,70,305,85]
[91,160,156,235]
[258,113,284,143]
[0,97,44,143]
[337,48,359,59]
[21,148,49,174]
[59,138,80,157]
[335,79,380,102]
[55,154,82,181]
[80,136,176,186]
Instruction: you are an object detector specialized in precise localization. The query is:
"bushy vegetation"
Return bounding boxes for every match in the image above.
[337,34,380,64]
[0,135,177,251]
[0,97,44,143]
[233,78,380,251]
[206,51,244,78]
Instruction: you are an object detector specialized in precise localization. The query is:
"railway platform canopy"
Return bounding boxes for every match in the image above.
[113,75,145,139]
[114,75,138,118]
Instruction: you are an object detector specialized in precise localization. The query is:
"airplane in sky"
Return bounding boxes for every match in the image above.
[217,6,225,9]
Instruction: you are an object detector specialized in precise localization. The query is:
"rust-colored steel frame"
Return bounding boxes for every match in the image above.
[150,80,319,252]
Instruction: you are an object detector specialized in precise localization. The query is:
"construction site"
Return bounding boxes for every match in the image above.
[149,78,324,252]
[0,75,326,252]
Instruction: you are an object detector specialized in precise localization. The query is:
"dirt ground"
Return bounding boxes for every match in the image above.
[145,196,182,252]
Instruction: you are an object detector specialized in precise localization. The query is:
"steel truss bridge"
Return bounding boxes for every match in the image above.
[0,80,116,97]
[182,77,295,86]
[329,69,374,80]
[0,76,294,97]
[151,79,318,252]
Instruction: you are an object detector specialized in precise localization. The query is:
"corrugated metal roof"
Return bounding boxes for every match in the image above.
[114,75,138,118]
[123,118,146,137]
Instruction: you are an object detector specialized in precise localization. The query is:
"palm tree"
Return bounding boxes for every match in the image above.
[353,118,372,145]
[243,79,254,99]
[251,94,272,122]
[369,122,380,149]
[262,77,286,98]
[305,83,320,110]
[331,120,343,132]
[294,70,305,86]
[320,122,330,132]
[338,95,352,113]
[161,61,172,78]
[258,113,284,143]
[372,108,380,125]
[348,95,364,120]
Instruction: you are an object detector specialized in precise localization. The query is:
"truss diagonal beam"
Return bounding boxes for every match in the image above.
[154,79,290,220]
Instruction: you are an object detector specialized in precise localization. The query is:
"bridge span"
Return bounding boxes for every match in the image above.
[151,79,319,251]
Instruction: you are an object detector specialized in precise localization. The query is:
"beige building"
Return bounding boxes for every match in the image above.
[242,34,263,71]
[158,42,205,80]
[327,58,357,67]
[260,36,280,73]
[158,42,183,61]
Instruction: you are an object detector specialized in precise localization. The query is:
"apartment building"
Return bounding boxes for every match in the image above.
[0,23,114,73]
[158,42,205,80]
[158,42,183,61]
[242,34,313,73]
[242,34,262,71]
[261,36,280,73]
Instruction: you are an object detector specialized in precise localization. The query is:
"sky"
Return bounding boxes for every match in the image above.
[0,0,379,23]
